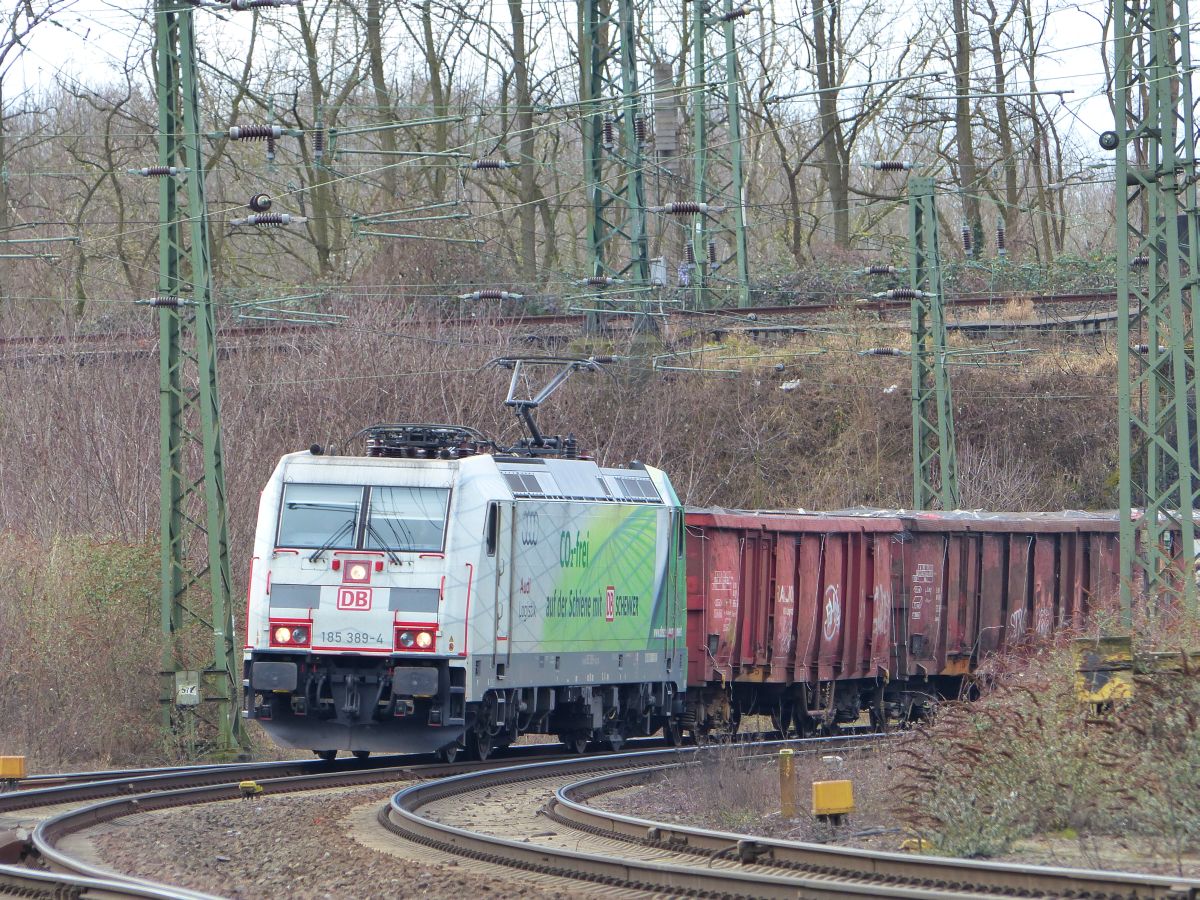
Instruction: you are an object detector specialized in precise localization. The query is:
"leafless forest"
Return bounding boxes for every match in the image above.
[1,0,1115,328]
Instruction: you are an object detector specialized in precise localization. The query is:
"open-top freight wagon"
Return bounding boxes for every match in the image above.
[682,508,1121,737]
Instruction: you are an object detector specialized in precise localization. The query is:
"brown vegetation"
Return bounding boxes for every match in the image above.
[893,624,1200,873]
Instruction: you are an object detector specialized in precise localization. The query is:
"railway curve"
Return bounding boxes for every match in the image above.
[383,738,1200,900]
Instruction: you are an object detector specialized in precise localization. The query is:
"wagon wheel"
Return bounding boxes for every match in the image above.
[868,685,887,733]
[315,749,337,762]
[352,750,371,760]
[558,731,590,754]
[662,717,685,747]
[770,701,794,737]
[792,708,816,739]
[724,708,742,738]
[689,725,711,746]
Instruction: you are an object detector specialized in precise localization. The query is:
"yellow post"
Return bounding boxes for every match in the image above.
[779,748,796,818]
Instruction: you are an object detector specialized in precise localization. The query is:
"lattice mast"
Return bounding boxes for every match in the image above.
[580,0,650,328]
[154,0,242,754]
[908,177,960,511]
[689,0,751,308]
[1113,0,1200,624]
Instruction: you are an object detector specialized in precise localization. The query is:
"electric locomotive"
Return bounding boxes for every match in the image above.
[243,359,687,761]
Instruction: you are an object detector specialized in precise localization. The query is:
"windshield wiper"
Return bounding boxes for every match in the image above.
[365,521,403,565]
[307,519,356,563]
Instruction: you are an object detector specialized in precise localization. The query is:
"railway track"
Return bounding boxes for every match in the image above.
[0,738,692,899]
[6,734,1196,898]
[383,740,1200,900]
[0,291,1119,367]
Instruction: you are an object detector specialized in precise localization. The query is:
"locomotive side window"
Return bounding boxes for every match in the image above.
[277,484,363,549]
[364,486,450,552]
[485,502,499,556]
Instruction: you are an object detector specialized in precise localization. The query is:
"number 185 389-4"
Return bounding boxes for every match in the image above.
[319,631,385,646]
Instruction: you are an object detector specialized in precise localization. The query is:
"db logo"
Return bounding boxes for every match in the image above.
[605,585,616,622]
[337,587,373,611]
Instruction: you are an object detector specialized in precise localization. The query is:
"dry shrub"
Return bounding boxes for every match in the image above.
[1003,297,1037,320]
[892,626,1200,872]
[890,643,1105,858]
[0,533,162,769]
[963,296,1036,323]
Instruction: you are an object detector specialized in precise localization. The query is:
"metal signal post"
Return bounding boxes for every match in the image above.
[154,0,242,754]
[908,177,959,512]
[1113,0,1200,623]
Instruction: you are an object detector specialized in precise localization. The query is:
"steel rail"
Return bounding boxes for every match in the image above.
[0,753,418,815]
[553,764,1200,900]
[0,862,223,900]
[384,738,1200,900]
[382,736,947,900]
[3,737,695,898]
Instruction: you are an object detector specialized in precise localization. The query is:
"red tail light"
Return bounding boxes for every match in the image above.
[269,619,312,648]
[394,624,436,652]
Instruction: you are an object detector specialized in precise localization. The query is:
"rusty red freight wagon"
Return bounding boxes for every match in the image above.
[681,508,1121,737]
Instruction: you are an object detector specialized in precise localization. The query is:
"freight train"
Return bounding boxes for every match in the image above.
[241,359,1120,760]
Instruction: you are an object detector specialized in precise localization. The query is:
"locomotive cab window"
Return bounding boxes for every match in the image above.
[276,484,363,549]
[364,486,450,552]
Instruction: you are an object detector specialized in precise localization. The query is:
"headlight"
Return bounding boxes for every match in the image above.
[348,563,369,581]
[395,626,436,651]
[269,622,311,647]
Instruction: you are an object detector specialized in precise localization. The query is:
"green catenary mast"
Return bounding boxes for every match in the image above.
[1113,0,1200,624]
[689,0,751,308]
[908,176,959,512]
[153,0,242,754]
[580,0,650,331]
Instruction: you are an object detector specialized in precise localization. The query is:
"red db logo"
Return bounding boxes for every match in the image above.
[337,587,373,611]
[605,585,616,622]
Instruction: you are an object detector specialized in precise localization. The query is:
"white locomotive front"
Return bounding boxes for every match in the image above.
[243,424,687,760]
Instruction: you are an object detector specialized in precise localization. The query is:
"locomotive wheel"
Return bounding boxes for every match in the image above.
[315,750,337,761]
[437,742,461,763]
[558,731,590,754]
[352,750,370,760]
[467,728,493,761]
[604,727,626,752]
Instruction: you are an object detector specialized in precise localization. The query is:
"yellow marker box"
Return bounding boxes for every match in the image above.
[0,757,27,780]
[812,779,854,817]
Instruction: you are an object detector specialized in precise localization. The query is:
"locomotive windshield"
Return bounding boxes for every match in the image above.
[364,486,449,552]
[275,482,449,552]
[277,484,362,549]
